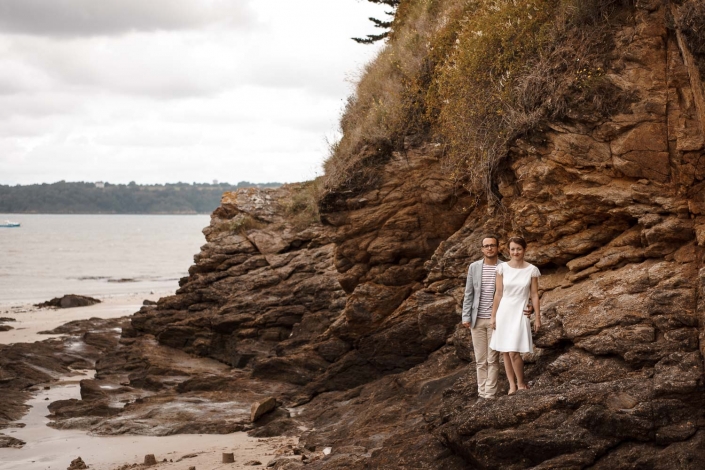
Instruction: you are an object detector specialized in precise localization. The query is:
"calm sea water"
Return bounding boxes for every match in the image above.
[0,214,210,306]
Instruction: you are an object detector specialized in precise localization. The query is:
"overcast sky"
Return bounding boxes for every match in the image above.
[0,0,386,185]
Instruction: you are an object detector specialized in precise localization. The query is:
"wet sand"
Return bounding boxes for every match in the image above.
[0,293,166,345]
[0,372,294,470]
[0,293,296,470]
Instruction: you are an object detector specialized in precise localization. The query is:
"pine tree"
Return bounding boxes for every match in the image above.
[352,0,400,44]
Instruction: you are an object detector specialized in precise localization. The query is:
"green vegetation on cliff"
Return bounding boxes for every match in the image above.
[0,181,281,214]
[326,0,634,202]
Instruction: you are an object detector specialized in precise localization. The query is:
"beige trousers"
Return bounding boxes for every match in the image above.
[471,317,499,398]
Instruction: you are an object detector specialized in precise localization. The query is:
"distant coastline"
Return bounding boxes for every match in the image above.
[0,180,280,214]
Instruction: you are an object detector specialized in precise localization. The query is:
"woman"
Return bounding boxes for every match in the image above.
[489,236,541,394]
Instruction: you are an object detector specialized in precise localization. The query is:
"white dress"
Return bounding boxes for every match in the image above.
[489,263,540,353]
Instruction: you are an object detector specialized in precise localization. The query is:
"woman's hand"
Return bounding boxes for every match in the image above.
[533,319,541,333]
[491,318,496,330]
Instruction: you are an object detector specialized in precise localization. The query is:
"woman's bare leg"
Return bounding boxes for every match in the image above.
[510,352,528,389]
[503,352,517,394]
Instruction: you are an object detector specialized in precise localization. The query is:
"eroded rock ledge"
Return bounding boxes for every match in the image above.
[48,3,705,469]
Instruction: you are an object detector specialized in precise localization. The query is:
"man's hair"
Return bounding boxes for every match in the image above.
[507,236,527,249]
[480,234,499,246]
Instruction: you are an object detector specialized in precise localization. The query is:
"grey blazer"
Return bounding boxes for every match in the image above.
[461,259,504,328]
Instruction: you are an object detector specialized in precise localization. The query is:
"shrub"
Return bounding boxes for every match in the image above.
[283,179,323,230]
[212,214,266,236]
[324,0,634,208]
[323,0,468,195]
[430,0,633,203]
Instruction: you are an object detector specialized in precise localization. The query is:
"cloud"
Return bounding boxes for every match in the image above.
[0,0,254,37]
[0,0,389,186]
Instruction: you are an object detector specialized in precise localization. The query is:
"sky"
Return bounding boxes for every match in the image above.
[0,0,387,185]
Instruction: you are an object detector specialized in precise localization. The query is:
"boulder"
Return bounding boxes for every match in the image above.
[35,295,101,309]
[251,397,277,422]
[67,457,87,470]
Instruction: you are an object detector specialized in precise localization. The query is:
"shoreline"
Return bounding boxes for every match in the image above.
[0,371,296,470]
[0,291,298,470]
[0,292,171,345]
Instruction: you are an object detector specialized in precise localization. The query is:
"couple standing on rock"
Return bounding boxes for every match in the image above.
[461,235,541,397]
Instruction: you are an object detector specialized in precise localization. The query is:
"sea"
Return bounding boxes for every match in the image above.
[0,214,211,306]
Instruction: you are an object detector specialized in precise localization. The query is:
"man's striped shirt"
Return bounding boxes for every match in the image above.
[477,262,497,319]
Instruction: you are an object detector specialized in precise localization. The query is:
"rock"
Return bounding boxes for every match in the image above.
[248,408,297,438]
[35,295,101,309]
[67,457,87,470]
[251,397,277,422]
[0,434,25,448]
[0,325,13,331]
[245,461,262,466]
[222,452,235,463]
[144,454,157,466]
[142,299,157,306]
[0,317,16,321]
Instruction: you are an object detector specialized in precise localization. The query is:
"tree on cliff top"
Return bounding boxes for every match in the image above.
[352,0,400,44]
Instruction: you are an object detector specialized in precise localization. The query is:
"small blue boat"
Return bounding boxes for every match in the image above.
[0,220,20,228]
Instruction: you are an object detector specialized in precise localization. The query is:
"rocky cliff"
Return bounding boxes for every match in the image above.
[48,1,705,468]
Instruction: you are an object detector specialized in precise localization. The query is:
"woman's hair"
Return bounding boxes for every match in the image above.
[507,236,527,249]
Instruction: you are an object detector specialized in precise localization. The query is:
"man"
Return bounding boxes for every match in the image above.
[461,235,502,399]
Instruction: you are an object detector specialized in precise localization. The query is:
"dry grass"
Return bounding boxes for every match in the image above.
[323,0,468,196]
[283,179,324,230]
[676,0,705,74]
[430,0,633,203]
[212,214,266,236]
[676,0,705,54]
[323,0,634,208]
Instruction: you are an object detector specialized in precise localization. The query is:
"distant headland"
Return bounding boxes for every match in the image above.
[0,180,281,214]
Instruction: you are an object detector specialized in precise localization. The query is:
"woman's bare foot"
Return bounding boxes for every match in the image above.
[517,382,530,391]
[508,387,517,395]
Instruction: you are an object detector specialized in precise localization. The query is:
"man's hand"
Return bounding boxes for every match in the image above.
[523,303,534,317]
[462,322,471,329]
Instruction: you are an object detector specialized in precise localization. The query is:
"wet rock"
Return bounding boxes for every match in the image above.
[0,434,25,448]
[35,294,101,309]
[267,456,304,469]
[67,456,87,470]
[0,317,123,435]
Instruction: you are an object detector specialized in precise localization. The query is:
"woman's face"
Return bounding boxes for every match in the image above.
[509,242,525,261]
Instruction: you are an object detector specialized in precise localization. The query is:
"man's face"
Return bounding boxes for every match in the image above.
[481,238,498,258]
